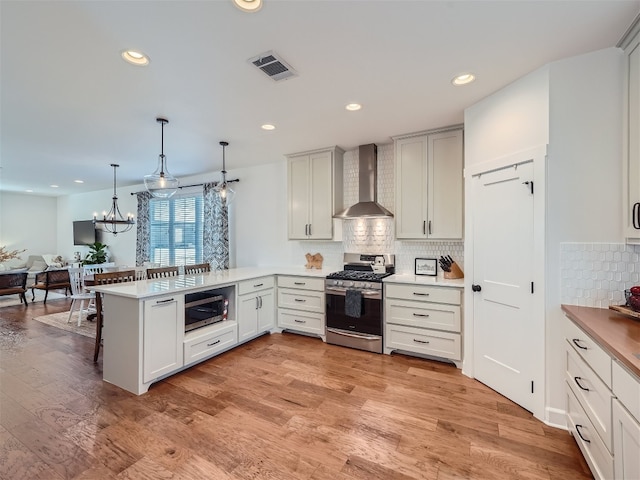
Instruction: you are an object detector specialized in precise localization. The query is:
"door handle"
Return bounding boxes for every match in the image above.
[472,284,482,292]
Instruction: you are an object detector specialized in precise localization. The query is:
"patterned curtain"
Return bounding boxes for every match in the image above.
[203,182,229,270]
[135,191,152,266]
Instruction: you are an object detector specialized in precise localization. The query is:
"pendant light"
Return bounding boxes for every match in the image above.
[213,141,236,204]
[93,164,135,235]
[144,117,179,198]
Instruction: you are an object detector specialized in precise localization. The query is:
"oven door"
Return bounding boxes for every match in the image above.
[325,288,383,353]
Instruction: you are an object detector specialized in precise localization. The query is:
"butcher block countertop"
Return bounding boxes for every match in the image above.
[562,304,640,378]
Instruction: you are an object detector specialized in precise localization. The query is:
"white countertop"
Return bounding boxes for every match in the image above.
[92,265,341,299]
[384,274,465,288]
[93,265,465,300]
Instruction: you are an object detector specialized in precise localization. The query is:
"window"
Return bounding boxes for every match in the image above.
[149,193,204,267]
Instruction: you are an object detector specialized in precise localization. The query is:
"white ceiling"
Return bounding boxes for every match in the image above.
[1,0,639,196]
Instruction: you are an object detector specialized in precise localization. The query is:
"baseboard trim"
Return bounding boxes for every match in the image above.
[545,406,567,430]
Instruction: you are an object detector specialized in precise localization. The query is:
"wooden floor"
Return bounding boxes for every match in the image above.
[0,298,593,480]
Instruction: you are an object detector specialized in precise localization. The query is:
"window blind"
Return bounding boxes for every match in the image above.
[149,193,204,267]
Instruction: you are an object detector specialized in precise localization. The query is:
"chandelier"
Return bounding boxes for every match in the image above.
[213,141,239,204]
[93,164,135,235]
[144,117,179,198]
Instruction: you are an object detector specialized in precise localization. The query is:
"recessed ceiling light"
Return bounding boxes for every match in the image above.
[452,73,476,86]
[261,124,275,130]
[345,103,362,111]
[233,0,262,12]
[74,180,84,184]
[50,185,59,188]
[121,49,150,66]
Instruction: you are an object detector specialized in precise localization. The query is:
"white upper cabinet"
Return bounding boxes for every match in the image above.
[394,127,463,239]
[287,146,344,240]
[623,23,640,243]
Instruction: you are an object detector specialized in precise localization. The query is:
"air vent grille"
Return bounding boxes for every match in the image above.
[248,50,297,82]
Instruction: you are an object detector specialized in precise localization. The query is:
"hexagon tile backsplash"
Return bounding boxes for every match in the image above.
[561,242,640,308]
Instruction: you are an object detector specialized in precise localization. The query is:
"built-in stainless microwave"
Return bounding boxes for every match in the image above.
[184,290,227,332]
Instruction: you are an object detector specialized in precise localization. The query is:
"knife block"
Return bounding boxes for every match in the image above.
[444,262,464,279]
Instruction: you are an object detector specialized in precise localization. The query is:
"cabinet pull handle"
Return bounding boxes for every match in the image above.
[633,203,640,229]
[413,338,430,344]
[156,298,174,304]
[294,298,306,302]
[207,339,221,347]
[259,296,263,309]
[413,292,430,296]
[253,283,264,288]
[572,338,588,350]
[294,282,306,286]
[422,220,426,235]
[575,425,591,444]
[308,224,312,236]
[413,313,430,317]
[294,319,307,324]
[256,297,260,310]
[573,376,590,391]
[428,220,432,235]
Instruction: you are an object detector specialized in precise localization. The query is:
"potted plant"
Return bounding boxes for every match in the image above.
[82,242,108,265]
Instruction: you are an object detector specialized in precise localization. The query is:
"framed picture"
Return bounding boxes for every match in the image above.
[415,258,437,276]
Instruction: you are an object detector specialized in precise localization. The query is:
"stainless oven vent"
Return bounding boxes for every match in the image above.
[334,144,393,218]
[248,50,298,81]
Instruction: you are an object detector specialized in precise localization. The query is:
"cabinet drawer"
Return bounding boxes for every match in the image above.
[278,288,324,313]
[566,319,612,388]
[566,345,613,452]
[277,275,324,291]
[238,276,275,295]
[613,360,640,422]
[566,386,614,480]
[184,322,237,366]
[278,308,324,335]
[385,298,460,332]
[385,323,461,360]
[613,398,640,480]
[385,283,461,305]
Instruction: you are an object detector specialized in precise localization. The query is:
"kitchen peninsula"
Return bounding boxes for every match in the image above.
[93,266,335,395]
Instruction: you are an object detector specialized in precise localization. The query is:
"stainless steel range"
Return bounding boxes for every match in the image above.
[325,253,395,353]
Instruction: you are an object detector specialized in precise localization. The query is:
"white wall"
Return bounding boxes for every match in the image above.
[464,66,550,164]
[0,191,59,257]
[545,46,623,422]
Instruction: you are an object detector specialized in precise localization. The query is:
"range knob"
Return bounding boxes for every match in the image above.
[345,281,354,288]
[336,280,343,286]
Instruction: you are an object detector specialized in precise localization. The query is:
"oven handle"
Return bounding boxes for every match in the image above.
[325,287,381,299]
[327,327,381,341]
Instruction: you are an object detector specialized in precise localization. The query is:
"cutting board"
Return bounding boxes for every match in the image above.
[609,304,640,320]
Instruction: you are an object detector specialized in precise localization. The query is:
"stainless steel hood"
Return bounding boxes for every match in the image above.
[334,144,393,218]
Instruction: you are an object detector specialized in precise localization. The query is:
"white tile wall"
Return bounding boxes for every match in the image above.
[561,242,640,307]
[292,142,464,275]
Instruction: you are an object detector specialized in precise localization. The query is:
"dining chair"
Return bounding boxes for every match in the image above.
[67,267,95,326]
[184,262,211,274]
[146,266,180,279]
[82,262,116,276]
[93,269,136,362]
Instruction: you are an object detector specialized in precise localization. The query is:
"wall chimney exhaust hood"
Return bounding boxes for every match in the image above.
[334,144,393,218]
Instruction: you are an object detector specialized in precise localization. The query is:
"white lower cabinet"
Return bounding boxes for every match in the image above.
[183,321,237,366]
[238,276,275,342]
[384,282,462,362]
[277,275,325,338]
[612,360,640,479]
[143,294,184,383]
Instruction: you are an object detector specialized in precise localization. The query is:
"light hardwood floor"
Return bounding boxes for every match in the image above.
[0,298,592,479]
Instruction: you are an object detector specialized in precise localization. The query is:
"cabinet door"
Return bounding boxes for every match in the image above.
[238,293,259,342]
[143,296,183,383]
[308,150,333,239]
[395,135,427,238]
[288,155,311,239]
[613,399,640,479]
[257,290,275,332]
[428,130,463,239]
[624,33,640,242]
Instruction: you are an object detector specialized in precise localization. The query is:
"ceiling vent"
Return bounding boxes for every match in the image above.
[248,50,298,81]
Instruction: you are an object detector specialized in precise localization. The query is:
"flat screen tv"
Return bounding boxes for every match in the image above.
[73,220,100,246]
